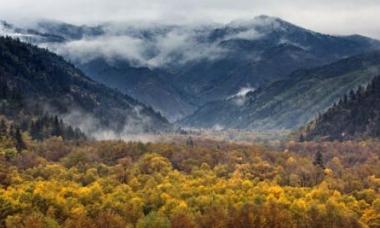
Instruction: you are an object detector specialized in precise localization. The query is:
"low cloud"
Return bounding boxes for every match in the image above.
[146,28,226,67]
[37,17,288,68]
[46,35,148,66]
[42,25,227,68]
[60,106,157,140]
[228,86,256,106]
[2,0,380,39]
[11,15,343,69]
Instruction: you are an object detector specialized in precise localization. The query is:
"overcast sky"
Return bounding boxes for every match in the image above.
[1,0,379,39]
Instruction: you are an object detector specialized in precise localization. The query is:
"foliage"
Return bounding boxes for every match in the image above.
[0,75,85,141]
[304,75,380,140]
[0,138,379,227]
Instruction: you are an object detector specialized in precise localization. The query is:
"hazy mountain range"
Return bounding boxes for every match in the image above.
[1,15,380,132]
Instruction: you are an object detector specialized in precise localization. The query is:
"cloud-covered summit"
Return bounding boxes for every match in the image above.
[32,16,287,68]
[1,0,380,39]
[32,15,319,69]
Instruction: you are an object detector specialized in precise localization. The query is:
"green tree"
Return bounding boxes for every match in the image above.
[13,127,26,152]
[313,151,324,168]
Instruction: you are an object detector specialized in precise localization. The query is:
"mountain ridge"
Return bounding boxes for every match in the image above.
[0,36,171,138]
[2,16,380,124]
[181,51,380,130]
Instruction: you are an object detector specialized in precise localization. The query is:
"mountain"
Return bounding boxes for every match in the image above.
[78,58,197,121]
[0,36,171,138]
[181,51,380,130]
[0,20,199,121]
[302,75,380,140]
[0,77,86,142]
[173,16,380,104]
[2,16,380,122]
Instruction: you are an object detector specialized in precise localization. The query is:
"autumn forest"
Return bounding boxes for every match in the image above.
[1,134,380,227]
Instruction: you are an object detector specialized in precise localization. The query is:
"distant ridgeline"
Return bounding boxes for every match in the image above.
[3,16,380,122]
[302,75,380,141]
[0,76,85,142]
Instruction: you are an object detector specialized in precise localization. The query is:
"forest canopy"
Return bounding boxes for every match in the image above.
[0,136,380,228]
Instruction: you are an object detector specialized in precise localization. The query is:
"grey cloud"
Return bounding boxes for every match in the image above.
[61,106,157,141]
[44,35,148,65]
[1,0,379,39]
[40,16,289,68]
[42,25,227,68]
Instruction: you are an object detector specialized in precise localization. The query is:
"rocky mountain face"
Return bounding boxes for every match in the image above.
[0,36,171,139]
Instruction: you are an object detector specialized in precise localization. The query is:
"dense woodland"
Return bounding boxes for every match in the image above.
[304,75,380,141]
[0,36,171,136]
[0,136,380,227]
[0,76,85,142]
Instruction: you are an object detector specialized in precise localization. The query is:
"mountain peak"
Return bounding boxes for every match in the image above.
[226,15,304,36]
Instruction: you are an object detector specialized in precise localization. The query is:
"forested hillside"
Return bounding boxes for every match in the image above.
[0,37,171,138]
[0,77,85,142]
[182,51,380,130]
[304,75,380,140]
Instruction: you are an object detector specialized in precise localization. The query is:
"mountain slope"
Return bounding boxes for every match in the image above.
[0,36,171,138]
[303,75,380,140]
[79,58,196,121]
[173,16,380,103]
[181,51,380,130]
[3,16,380,121]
